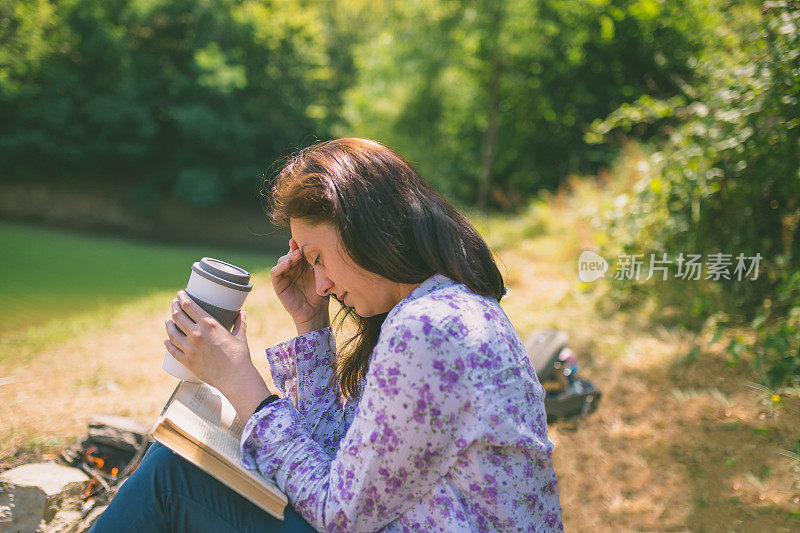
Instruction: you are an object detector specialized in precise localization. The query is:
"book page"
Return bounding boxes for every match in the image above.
[161,401,283,499]
[173,381,244,436]
[153,425,286,517]
[164,400,243,464]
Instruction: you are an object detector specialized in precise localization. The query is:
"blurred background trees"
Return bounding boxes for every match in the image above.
[1,0,797,387]
[588,2,799,388]
[339,0,720,208]
[1,0,731,209]
[1,0,335,206]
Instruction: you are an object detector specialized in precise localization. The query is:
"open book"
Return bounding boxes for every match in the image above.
[151,381,288,519]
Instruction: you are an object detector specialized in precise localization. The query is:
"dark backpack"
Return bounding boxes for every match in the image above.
[525,329,601,422]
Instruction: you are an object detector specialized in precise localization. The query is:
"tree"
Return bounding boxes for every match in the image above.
[338,0,724,210]
[0,0,338,206]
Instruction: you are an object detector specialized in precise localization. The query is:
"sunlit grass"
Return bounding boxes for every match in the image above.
[0,222,272,335]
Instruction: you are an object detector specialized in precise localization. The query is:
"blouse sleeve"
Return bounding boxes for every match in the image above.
[257,327,355,458]
[239,318,473,532]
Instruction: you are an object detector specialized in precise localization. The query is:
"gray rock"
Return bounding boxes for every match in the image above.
[0,463,89,533]
[76,504,107,533]
[44,506,83,533]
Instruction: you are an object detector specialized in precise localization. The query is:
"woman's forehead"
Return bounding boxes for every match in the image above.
[289,219,338,247]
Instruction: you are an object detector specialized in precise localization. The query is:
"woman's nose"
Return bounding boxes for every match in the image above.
[314,269,334,297]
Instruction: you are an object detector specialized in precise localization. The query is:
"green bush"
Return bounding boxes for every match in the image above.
[0,0,744,211]
[0,0,336,206]
[337,0,724,208]
[590,3,800,387]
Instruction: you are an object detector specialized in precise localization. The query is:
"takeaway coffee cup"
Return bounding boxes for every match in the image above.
[163,257,253,383]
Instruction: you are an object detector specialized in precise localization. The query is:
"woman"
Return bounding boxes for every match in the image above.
[92,138,563,532]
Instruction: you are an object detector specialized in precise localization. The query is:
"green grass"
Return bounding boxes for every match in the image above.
[0,222,272,335]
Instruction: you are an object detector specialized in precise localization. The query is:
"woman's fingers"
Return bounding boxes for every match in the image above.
[171,298,197,334]
[271,255,294,278]
[278,252,297,266]
[272,250,302,278]
[165,319,191,353]
[177,291,211,323]
[164,338,185,362]
[276,249,299,266]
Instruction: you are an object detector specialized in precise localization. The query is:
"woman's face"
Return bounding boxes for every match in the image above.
[289,218,417,317]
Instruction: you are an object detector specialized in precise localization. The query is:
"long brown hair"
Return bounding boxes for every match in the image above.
[267,138,505,399]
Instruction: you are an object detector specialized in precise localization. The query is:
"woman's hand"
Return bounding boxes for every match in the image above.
[164,291,278,419]
[271,238,330,333]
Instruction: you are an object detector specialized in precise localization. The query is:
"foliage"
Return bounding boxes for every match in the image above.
[728,273,800,389]
[0,0,742,210]
[338,0,723,208]
[589,3,800,387]
[0,0,336,206]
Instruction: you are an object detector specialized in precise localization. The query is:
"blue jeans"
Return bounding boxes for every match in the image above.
[89,441,315,532]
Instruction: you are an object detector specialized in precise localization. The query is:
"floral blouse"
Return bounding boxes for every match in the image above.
[240,273,563,532]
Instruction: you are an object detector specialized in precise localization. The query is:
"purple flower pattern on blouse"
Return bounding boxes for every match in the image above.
[240,273,563,532]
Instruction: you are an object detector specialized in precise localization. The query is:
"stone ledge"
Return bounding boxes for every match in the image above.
[0,463,89,533]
